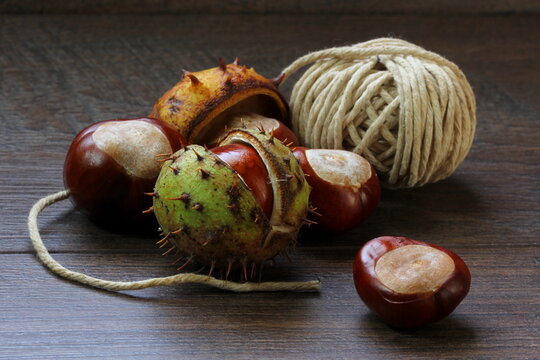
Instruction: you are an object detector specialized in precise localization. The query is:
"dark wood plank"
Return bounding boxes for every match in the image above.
[0,246,538,359]
[1,0,539,15]
[0,13,539,360]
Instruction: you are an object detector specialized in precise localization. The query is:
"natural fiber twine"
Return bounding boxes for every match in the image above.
[28,190,320,293]
[280,38,476,188]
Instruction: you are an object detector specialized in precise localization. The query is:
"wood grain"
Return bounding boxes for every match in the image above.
[1,0,539,15]
[0,13,539,359]
[1,247,538,359]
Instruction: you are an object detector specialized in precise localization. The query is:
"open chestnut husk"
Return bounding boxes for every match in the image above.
[151,129,310,274]
[150,60,290,147]
[293,147,380,233]
[353,236,471,328]
[64,117,187,230]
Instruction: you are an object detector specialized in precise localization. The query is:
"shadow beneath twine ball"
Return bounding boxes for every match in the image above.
[308,175,484,247]
[382,176,485,216]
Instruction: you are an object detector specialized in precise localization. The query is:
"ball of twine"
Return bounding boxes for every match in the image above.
[281,38,476,188]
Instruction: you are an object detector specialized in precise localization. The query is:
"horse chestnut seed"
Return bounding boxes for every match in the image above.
[353,236,471,328]
[293,147,380,232]
[210,143,273,218]
[64,117,187,230]
[205,113,299,148]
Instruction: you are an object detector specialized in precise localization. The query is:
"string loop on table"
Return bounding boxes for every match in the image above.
[28,190,320,293]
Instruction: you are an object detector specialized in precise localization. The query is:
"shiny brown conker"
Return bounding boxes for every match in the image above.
[353,236,471,328]
[63,117,187,230]
[210,143,273,218]
[293,147,381,233]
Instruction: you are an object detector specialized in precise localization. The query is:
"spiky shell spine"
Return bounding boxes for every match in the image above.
[152,129,310,276]
[150,60,289,144]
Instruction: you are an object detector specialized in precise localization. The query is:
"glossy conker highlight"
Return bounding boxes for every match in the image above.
[353,236,471,328]
[64,117,187,230]
[210,143,273,218]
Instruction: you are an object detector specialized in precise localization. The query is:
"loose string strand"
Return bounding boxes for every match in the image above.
[27,190,321,293]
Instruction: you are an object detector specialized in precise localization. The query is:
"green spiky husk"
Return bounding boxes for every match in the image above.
[153,130,310,273]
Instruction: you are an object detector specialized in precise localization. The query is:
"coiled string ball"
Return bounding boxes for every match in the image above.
[280,38,476,188]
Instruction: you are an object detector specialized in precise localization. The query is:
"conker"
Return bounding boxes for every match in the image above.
[210,143,273,218]
[293,147,380,232]
[353,236,471,328]
[64,117,187,230]
[205,113,299,148]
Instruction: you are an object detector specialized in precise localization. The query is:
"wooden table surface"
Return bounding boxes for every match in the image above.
[1,13,539,359]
